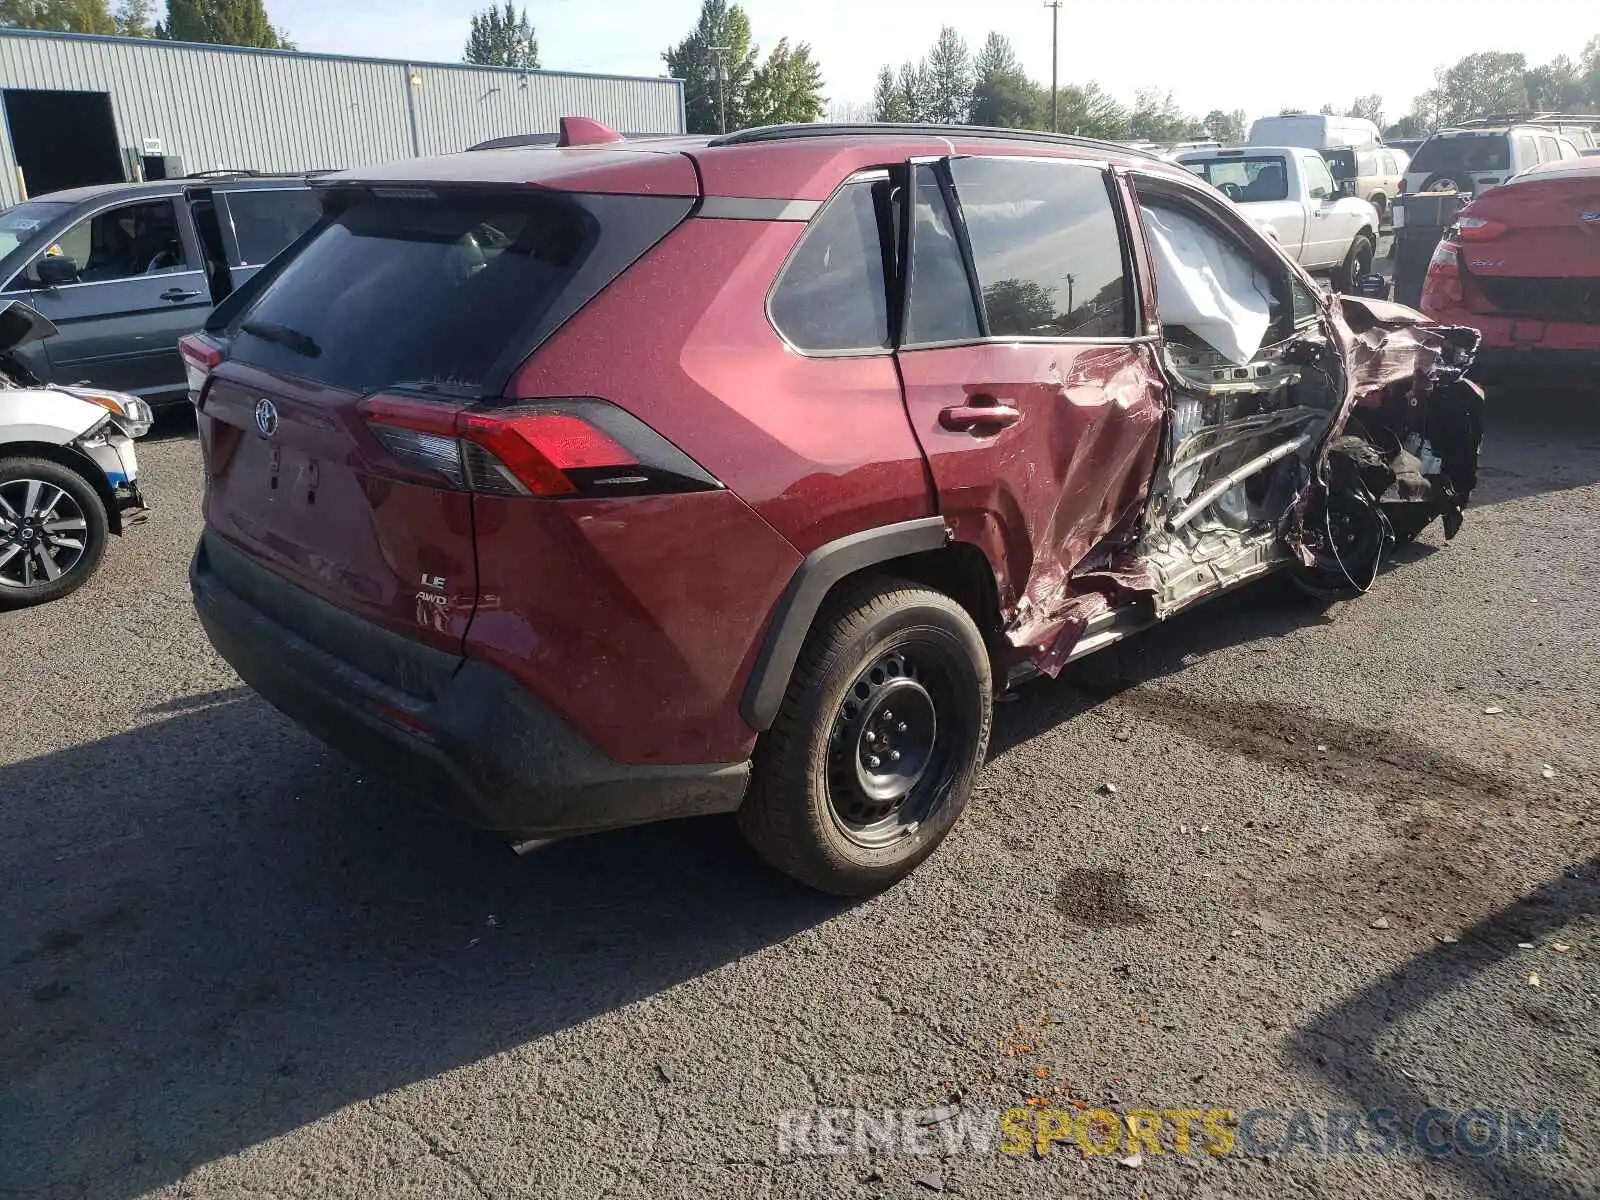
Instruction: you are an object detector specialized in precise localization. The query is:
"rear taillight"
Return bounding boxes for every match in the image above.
[357,395,719,498]
[1455,216,1509,242]
[1419,239,1465,311]
[178,333,225,405]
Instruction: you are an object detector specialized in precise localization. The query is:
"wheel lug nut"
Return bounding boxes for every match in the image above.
[898,722,908,733]
[889,750,901,762]
[866,755,881,769]
[864,730,876,744]
[881,710,893,722]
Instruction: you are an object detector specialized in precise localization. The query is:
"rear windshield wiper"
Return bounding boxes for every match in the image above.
[241,320,321,358]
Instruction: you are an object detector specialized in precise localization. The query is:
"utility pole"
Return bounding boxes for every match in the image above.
[709,44,729,134]
[1045,1,1063,132]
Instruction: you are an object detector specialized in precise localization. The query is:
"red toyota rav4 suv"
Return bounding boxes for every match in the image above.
[186,121,1484,895]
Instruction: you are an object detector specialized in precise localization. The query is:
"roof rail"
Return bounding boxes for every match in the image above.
[1454,112,1600,128]
[707,122,1165,161]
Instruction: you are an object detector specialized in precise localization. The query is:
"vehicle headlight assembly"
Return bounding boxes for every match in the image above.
[62,387,154,438]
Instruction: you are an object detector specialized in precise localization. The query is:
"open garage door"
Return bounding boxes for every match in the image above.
[3,89,125,198]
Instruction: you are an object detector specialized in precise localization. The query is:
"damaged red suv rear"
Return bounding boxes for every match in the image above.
[188,121,1485,895]
[1420,156,1600,382]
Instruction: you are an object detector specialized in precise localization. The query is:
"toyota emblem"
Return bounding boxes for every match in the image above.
[254,398,279,437]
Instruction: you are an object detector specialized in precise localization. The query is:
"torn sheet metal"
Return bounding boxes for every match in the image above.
[1014,293,1485,674]
[1139,205,1274,364]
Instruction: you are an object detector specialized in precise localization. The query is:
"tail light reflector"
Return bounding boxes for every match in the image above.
[1420,239,1465,311]
[178,332,225,405]
[357,395,717,499]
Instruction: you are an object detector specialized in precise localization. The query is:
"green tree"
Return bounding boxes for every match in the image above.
[1127,88,1200,141]
[0,0,115,32]
[113,0,152,34]
[1523,54,1587,110]
[896,59,932,122]
[1202,108,1246,144]
[746,38,825,126]
[1052,82,1128,139]
[922,25,973,124]
[463,2,538,69]
[872,65,908,122]
[969,32,1041,128]
[1409,51,1529,128]
[1385,115,1425,140]
[662,0,758,134]
[164,0,288,48]
[1347,93,1384,126]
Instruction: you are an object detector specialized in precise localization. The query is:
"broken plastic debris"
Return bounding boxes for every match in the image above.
[1528,972,1541,987]
[1097,782,1120,797]
[1540,764,1557,780]
[1119,1152,1145,1169]
[485,914,499,928]
[913,1167,945,1192]
[1552,942,1571,954]
[466,937,481,948]
[1439,935,1460,944]
[1370,916,1391,930]
[1483,706,1505,715]
[916,1105,959,1127]
[1518,942,1536,950]
[1317,744,1329,753]
[1199,824,1211,833]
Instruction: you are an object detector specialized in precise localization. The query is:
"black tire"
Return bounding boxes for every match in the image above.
[1334,233,1377,294]
[738,578,993,896]
[1419,172,1472,196]
[0,456,109,610]
[1370,194,1387,224]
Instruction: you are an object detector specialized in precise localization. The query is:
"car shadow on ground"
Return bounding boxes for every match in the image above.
[1286,856,1599,1200]
[0,695,840,1198]
[1472,386,1600,508]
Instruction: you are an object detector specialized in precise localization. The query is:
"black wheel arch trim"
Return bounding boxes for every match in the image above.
[741,516,950,731]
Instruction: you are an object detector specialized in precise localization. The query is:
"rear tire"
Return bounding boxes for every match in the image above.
[738,578,993,896]
[1334,233,1376,294]
[0,456,109,610]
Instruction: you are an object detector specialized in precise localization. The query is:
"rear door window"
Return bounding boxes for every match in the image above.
[14,198,188,287]
[1303,154,1336,200]
[946,156,1131,339]
[219,188,323,266]
[229,191,684,396]
[769,177,890,353]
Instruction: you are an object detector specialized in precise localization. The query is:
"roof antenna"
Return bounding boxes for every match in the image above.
[558,116,624,148]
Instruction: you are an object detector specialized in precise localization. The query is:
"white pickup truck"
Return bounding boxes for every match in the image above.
[1174,146,1381,292]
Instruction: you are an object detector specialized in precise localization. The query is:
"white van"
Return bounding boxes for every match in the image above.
[1248,114,1383,151]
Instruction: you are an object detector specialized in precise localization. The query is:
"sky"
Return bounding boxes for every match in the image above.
[270,0,1586,126]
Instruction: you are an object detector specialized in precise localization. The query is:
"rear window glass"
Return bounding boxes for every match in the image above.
[769,179,890,353]
[223,188,323,265]
[1411,134,1510,174]
[950,156,1131,339]
[230,193,596,395]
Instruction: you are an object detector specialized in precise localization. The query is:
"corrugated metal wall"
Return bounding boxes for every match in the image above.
[0,31,684,208]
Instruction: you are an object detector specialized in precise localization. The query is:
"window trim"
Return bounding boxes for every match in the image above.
[762,169,898,361]
[1,192,191,293]
[900,153,1145,351]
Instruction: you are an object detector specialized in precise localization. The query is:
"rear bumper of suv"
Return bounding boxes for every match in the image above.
[190,534,750,838]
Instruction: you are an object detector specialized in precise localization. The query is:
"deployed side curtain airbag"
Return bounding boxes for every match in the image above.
[1140,205,1273,364]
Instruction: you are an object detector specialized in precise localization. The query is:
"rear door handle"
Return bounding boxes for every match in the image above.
[160,288,202,302]
[939,399,1022,434]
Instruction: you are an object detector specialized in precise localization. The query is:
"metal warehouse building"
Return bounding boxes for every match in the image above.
[0,29,686,209]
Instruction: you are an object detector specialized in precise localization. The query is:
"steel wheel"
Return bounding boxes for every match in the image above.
[0,477,91,592]
[825,647,957,848]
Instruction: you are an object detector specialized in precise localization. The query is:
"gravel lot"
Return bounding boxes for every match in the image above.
[3,390,1596,1200]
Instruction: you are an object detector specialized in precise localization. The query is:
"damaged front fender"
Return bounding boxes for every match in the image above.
[1287,297,1484,597]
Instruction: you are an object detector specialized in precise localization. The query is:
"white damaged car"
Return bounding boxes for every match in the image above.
[0,300,152,608]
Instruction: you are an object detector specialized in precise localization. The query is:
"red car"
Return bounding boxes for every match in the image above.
[1420,156,1600,381]
[185,120,1484,895]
